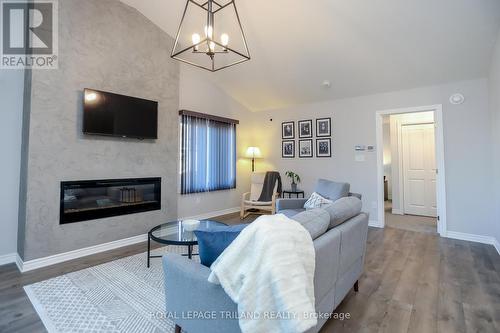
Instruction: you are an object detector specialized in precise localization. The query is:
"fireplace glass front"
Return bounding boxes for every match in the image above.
[60,178,161,224]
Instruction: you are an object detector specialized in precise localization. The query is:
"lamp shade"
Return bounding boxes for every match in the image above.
[245,147,262,159]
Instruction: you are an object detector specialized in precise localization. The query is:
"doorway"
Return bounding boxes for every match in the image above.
[376,105,447,236]
[402,123,437,217]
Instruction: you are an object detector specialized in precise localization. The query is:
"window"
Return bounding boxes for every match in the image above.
[180,111,238,194]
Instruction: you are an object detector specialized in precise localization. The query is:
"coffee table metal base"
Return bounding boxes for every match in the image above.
[147,234,198,267]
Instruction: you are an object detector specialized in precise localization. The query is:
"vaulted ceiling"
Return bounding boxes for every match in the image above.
[121,0,500,111]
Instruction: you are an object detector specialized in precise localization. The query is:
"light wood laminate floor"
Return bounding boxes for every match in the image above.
[1,212,499,332]
[385,200,438,234]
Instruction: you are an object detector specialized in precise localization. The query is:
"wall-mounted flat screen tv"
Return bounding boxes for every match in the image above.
[83,88,158,139]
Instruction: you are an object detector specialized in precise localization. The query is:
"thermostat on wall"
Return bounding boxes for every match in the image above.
[355,145,375,152]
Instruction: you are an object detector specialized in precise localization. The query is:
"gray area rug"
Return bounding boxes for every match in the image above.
[24,246,197,333]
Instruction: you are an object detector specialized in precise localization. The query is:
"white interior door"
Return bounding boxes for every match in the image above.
[402,123,437,217]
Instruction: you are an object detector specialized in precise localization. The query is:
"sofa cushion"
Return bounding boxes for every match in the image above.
[291,208,330,240]
[323,197,362,229]
[314,179,350,201]
[194,224,248,267]
[279,208,305,218]
[303,192,333,210]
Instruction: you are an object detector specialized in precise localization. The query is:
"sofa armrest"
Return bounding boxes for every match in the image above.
[162,254,239,332]
[349,192,362,200]
[276,198,308,211]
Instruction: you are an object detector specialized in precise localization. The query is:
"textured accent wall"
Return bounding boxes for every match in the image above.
[18,0,179,260]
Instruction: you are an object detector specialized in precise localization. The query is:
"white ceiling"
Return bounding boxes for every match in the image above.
[120,0,500,111]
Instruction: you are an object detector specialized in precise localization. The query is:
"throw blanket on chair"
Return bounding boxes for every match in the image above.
[208,214,317,333]
[258,171,282,202]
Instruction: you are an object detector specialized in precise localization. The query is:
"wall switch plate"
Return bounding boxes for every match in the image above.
[355,154,365,162]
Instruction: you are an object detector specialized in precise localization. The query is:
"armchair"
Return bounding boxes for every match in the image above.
[240,172,279,219]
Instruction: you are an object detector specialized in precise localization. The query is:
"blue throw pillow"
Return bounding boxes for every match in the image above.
[194,224,247,267]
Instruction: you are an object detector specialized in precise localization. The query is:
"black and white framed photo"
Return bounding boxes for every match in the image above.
[299,139,313,158]
[316,118,331,137]
[316,138,332,157]
[282,140,295,158]
[282,121,295,139]
[298,120,313,138]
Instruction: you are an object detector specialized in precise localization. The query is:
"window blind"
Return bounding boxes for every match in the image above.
[180,112,237,194]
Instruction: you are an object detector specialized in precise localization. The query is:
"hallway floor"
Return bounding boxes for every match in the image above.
[385,201,437,234]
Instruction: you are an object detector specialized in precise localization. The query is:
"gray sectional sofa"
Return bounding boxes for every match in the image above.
[290,207,369,332]
[163,179,369,333]
[277,178,362,218]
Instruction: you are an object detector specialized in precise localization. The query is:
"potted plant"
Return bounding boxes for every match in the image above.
[285,171,301,192]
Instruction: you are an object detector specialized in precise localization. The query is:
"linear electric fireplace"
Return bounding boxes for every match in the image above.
[60,178,161,224]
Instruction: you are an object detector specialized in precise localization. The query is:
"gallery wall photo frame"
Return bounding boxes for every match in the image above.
[316,118,331,137]
[282,121,295,139]
[282,140,295,158]
[316,138,332,157]
[298,119,313,138]
[299,139,313,158]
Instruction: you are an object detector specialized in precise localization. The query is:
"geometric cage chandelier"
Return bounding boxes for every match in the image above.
[171,0,251,72]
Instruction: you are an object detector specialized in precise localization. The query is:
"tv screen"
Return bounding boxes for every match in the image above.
[83,88,158,139]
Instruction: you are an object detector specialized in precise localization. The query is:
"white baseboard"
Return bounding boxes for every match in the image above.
[0,252,17,266]
[180,207,240,221]
[15,207,240,273]
[17,233,151,273]
[369,220,384,228]
[445,231,500,255]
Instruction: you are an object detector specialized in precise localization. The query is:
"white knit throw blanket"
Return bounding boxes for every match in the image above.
[208,214,317,333]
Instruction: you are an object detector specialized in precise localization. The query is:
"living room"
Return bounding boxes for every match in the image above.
[1,0,500,332]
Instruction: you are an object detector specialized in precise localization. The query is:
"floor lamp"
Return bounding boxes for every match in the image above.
[245,147,262,172]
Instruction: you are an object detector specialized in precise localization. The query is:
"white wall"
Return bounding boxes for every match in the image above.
[489,30,500,245]
[0,70,23,258]
[252,78,495,237]
[178,66,255,218]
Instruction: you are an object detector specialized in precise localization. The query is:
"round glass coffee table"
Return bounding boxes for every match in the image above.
[147,220,227,267]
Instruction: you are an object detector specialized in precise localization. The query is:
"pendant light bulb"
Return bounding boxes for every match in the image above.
[192,33,201,51]
[221,33,229,47]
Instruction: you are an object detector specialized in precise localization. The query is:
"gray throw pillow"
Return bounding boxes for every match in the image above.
[323,197,362,229]
[291,208,330,240]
